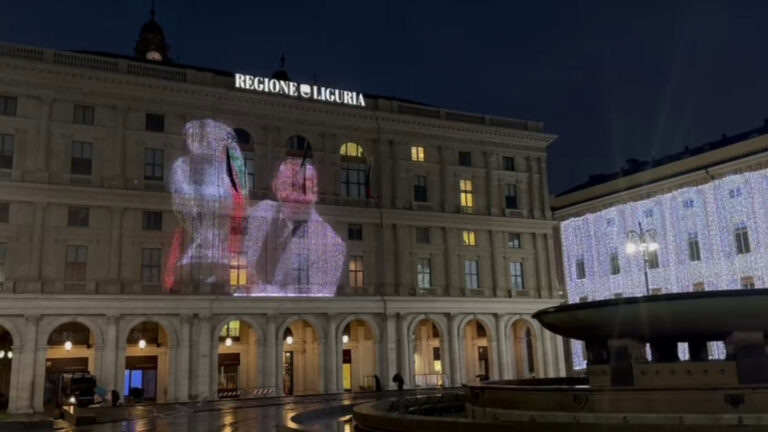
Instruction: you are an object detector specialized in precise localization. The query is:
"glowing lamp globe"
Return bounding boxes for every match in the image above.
[0,350,4,359]
[138,339,147,350]
[342,335,349,344]
[64,341,73,351]
[7,351,12,359]
[285,335,294,345]
[225,337,233,347]
[625,243,637,254]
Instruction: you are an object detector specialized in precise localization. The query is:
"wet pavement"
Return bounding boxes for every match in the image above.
[54,390,442,432]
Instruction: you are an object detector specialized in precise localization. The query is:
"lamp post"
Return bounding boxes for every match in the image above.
[625,221,658,296]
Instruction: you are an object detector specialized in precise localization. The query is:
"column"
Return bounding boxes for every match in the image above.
[265,315,277,392]
[392,142,403,208]
[397,313,411,387]
[448,314,461,387]
[35,96,52,177]
[114,104,127,180]
[381,224,397,296]
[533,321,548,378]
[488,317,500,381]
[535,233,547,298]
[100,315,119,392]
[107,208,123,293]
[495,314,510,380]
[444,228,458,296]
[176,314,191,402]
[28,203,46,292]
[439,146,449,212]
[324,315,338,393]
[545,233,559,298]
[196,314,212,399]
[394,225,408,296]
[485,151,496,216]
[490,231,503,297]
[555,334,566,376]
[382,314,397,389]
[539,157,552,219]
[13,315,39,413]
[526,156,536,217]
[189,316,200,396]
[530,157,542,218]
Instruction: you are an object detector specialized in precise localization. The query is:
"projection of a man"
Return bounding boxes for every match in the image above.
[165,119,248,291]
[245,159,345,296]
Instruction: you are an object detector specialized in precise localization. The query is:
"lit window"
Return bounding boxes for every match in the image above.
[0,134,14,170]
[349,255,364,288]
[741,276,755,289]
[510,261,524,290]
[141,248,162,284]
[67,207,89,227]
[413,175,428,202]
[609,251,620,275]
[73,104,94,125]
[459,179,474,213]
[0,96,17,116]
[145,113,165,132]
[144,148,164,181]
[575,259,586,280]
[688,232,701,262]
[411,146,425,162]
[505,184,518,210]
[229,255,247,288]
[71,141,92,176]
[340,142,364,157]
[507,233,521,248]
[462,230,477,246]
[142,211,162,231]
[417,258,431,289]
[220,320,241,340]
[464,259,479,289]
[65,245,87,281]
[735,223,751,254]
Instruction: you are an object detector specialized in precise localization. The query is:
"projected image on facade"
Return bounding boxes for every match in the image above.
[165,120,345,296]
[560,169,768,368]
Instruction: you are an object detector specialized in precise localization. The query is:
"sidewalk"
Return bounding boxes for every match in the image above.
[0,412,54,431]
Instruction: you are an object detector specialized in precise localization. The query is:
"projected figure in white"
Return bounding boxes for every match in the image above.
[245,159,346,296]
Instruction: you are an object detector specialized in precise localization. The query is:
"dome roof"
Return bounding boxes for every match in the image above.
[271,53,291,81]
[139,10,165,38]
[134,8,170,62]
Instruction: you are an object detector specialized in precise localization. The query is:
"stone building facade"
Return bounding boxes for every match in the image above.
[0,24,564,413]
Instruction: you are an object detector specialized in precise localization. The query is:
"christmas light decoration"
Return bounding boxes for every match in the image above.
[562,170,766,368]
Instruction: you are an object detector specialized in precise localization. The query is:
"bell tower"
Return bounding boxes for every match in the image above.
[134,3,170,62]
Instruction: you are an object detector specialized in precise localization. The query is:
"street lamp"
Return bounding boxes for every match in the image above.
[626,221,658,295]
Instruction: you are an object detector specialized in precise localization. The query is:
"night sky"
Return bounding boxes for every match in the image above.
[3,0,768,194]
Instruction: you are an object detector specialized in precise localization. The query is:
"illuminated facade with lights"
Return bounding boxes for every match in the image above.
[0,13,565,413]
[553,122,768,370]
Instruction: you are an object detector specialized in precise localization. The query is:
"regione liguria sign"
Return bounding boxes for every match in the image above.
[234,73,366,108]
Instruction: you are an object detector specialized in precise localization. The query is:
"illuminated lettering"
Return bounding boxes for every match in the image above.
[234,73,366,107]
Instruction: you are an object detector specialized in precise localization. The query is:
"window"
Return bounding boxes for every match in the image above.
[144,148,164,181]
[145,113,165,132]
[349,255,364,288]
[0,243,5,286]
[458,151,472,167]
[65,245,87,281]
[230,255,247,289]
[0,96,16,116]
[728,187,742,199]
[735,223,751,254]
[287,135,311,152]
[340,142,364,157]
[243,151,256,189]
[643,209,654,218]
[650,287,662,295]
[234,128,252,145]
[687,232,701,262]
[464,259,479,289]
[415,227,430,244]
[682,199,694,209]
[68,207,89,227]
[0,203,7,223]
[413,175,428,202]
[575,259,586,280]
[503,156,515,171]
[73,104,94,125]
[507,233,521,248]
[70,141,93,176]
[741,276,756,289]
[348,224,363,241]
[692,282,705,292]
[505,184,518,210]
[142,211,162,231]
[510,261,524,290]
[417,258,432,289]
[141,248,162,284]
[462,230,477,246]
[647,249,659,269]
[220,320,241,340]
[459,179,474,213]
[294,253,309,286]
[411,146,425,162]
[341,163,366,198]
[0,134,13,170]
[609,251,620,275]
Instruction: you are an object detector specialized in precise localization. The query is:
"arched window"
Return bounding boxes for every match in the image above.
[340,142,364,158]
[233,128,252,145]
[339,142,367,199]
[287,135,311,152]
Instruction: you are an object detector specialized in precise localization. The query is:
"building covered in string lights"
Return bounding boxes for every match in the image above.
[0,7,566,413]
[553,120,768,369]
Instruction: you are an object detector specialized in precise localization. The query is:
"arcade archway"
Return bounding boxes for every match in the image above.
[339,319,377,392]
[282,319,320,395]
[124,321,171,403]
[412,319,444,388]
